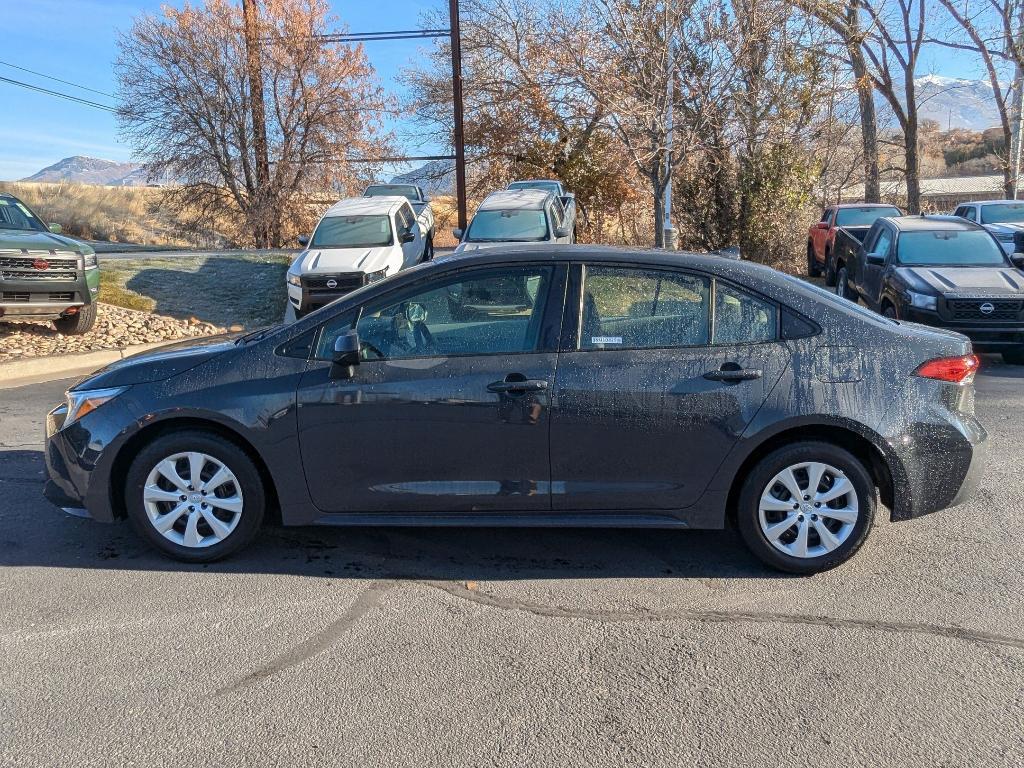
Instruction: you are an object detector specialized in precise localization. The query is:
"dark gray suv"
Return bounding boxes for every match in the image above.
[43,246,987,573]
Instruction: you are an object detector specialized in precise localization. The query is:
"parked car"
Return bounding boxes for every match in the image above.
[44,245,986,574]
[807,203,902,282]
[833,214,1024,364]
[952,199,1024,255]
[0,192,99,334]
[507,179,581,239]
[364,183,435,259]
[285,197,429,319]
[454,190,573,253]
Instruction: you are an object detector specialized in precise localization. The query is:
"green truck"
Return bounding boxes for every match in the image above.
[0,192,99,334]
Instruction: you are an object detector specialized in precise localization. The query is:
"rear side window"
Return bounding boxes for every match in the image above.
[962,207,978,222]
[871,228,893,258]
[580,266,710,349]
[714,283,778,344]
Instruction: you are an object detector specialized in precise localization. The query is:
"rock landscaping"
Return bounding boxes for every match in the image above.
[0,303,228,363]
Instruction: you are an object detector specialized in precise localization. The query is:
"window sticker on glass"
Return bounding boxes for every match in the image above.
[591,336,623,345]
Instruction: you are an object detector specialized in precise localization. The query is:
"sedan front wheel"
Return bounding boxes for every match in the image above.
[125,431,265,562]
[737,442,875,574]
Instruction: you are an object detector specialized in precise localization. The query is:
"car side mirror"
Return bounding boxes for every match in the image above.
[555,224,571,239]
[866,251,886,266]
[1014,231,1024,255]
[1011,253,1024,270]
[452,227,464,241]
[423,196,432,203]
[330,329,360,379]
[48,223,63,234]
[298,234,310,247]
[400,231,416,244]
[816,222,829,231]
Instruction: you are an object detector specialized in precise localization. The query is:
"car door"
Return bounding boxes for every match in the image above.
[549,264,790,512]
[295,263,566,514]
[396,203,422,266]
[814,208,834,257]
[859,224,894,309]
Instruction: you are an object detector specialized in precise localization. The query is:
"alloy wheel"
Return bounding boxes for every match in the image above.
[142,452,244,548]
[758,461,859,559]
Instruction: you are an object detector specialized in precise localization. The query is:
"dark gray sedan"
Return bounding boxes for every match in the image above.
[43,246,987,573]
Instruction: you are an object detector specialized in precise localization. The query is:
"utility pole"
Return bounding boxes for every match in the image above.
[242,0,271,244]
[449,0,467,231]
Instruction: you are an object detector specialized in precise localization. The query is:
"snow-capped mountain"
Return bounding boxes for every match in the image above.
[21,156,152,186]
[894,76,1004,131]
[389,160,455,196]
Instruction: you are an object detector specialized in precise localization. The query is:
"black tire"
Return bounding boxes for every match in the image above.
[823,249,836,286]
[806,244,822,277]
[423,233,434,262]
[882,303,898,320]
[835,265,855,303]
[124,430,265,562]
[53,302,97,334]
[1002,348,1024,365]
[736,441,876,574]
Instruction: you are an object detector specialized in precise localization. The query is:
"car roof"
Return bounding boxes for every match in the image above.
[478,189,552,211]
[509,179,561,186]
[957,199,1023,206]
[323,196,407,216]
[884,214,983,232]
[831,203,901,209]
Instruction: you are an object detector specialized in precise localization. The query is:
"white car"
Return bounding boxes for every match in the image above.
[507,179,580,240]
[453,190,572,254]
[364,183,435,259]
[286,197,428,319]
[953,200,1024,255]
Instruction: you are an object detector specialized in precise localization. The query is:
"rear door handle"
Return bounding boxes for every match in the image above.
[704,368,763,382]
[487,379,549,393]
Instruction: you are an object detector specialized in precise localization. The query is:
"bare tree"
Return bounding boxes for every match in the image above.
[117,0,393,247]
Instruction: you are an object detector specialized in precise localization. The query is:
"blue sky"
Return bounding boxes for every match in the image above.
[0,0,984,181]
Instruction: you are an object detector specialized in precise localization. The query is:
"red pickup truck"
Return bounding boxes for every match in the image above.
[807,203,902,284]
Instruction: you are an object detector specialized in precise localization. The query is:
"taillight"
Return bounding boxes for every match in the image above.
[914,354,980,384]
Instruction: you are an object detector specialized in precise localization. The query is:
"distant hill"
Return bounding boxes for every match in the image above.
[389,160,455,195]
[21,156,155,186]
[892,76,1002,131]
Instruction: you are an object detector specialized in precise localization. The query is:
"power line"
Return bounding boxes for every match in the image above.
[0,75,119,113]
[312,28,451,43]
[0,59,118,100]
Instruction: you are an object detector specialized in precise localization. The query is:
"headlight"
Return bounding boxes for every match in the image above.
[82,252,98,269]
[287,273,301,287]
[366,267,388,283]
[64,386,127,427]
[906,290,937,311]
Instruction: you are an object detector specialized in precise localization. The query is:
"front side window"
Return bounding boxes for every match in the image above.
[714,284,778,344]
[315,267,553,361]
[835,206,901,227]
[897,230,1007,266]
[0,197,45,232]
[980,203,1024,225]
[466,208,549,242]
[311,215,393,248]
[580,266,710,350]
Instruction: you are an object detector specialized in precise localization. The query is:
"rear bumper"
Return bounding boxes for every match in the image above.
[886,411,988,521]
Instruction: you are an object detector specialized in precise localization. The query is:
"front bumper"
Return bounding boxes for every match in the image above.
[0,268,95,319]
[901,307,1024,351]
[288,272,367,316]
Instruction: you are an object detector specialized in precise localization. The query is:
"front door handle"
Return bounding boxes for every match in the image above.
[704,368,762,383]
[487,378,549,393]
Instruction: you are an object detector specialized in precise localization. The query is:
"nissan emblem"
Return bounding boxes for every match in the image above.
[326,279,338,289]
[980,302,995,315]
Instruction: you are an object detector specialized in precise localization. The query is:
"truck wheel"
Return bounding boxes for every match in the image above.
[806,244,822,277]
[53,303,97,335]
[835,265,855,303]
[1002,349,1024,365]
[824,249,836,286]
[423,234,434,262]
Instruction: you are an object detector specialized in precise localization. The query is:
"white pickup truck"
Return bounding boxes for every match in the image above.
[285,196,430,319]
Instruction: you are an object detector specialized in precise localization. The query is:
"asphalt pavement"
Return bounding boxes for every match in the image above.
[1,365,1023,767]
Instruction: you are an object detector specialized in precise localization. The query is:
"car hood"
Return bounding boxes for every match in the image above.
[72,333,241,389]
[896,265,1024,295]
[0,228,93,255]
[983,223,1024,234]
[291,246,395,274]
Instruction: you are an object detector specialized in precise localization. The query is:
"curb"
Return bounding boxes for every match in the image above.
[0,341,179,389]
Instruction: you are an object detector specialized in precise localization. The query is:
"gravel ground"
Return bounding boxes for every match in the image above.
[0,303,227,363]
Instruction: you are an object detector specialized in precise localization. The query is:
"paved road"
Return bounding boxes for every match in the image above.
[2,365,1023,767]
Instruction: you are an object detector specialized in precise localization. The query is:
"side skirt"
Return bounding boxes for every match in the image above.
[310,512,694,529]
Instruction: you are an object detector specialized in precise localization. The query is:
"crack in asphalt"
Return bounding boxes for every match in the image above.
[213,581,393,697]
[425,581,1024,653]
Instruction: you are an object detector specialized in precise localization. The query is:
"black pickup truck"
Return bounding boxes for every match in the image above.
[833,214,1024,363]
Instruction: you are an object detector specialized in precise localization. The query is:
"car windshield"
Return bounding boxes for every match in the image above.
[980,203,1024,225]
[311,215,393,248]
[508,181,561,195]
[0,197,46,232]
[365,185,419,202]
[466,208,549,242]
[897,230,1007,266]
[835,207,901,227]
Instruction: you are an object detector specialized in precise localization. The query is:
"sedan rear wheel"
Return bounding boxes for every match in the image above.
[125,431,265,562]
[737,442,875,573]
